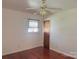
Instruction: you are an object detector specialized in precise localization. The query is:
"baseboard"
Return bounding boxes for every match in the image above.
[2,45,43,56]
[50,48,77,59]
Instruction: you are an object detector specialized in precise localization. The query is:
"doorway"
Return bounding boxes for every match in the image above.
[44,20,50,49]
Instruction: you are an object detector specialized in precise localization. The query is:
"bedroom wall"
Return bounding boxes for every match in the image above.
[2,8,43,55]
[49,8,77,58]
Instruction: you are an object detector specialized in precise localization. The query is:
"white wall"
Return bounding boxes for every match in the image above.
[2,8,43,55]
[49,8,77,58]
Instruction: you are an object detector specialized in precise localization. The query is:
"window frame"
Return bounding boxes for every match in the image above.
[27,19,39,32]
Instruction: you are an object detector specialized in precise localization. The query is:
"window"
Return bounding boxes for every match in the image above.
[28,20,39,32]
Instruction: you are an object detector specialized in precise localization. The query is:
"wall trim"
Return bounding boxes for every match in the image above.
[50,48,77,59]
[2,45,43,56]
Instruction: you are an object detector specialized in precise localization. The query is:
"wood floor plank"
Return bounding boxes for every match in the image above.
[2,47,75,59]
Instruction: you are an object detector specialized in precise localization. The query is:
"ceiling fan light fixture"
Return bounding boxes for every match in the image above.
[40,0,47,18]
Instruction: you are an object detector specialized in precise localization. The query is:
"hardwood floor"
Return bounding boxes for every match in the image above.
[3,47,75,59]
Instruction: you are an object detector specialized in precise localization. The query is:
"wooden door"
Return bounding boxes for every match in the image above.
[44,20,50,49]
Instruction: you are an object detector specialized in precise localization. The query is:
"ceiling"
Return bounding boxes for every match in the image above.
[2,0,77,17]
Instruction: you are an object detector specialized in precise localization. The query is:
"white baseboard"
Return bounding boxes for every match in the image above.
[50,48,77,59]
[2,45,43,56]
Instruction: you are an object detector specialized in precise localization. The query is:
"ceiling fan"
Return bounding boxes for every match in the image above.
[26,0,62,18]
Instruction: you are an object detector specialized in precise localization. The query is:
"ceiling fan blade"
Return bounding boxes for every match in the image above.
[26,8,35,10]
[46,7,62,10]
[26,8,40,10]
